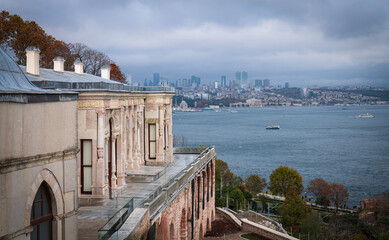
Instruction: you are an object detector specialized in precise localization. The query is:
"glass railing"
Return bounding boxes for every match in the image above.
[98,197,134,240]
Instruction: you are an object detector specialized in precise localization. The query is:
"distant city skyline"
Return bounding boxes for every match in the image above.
[4,0,389,87]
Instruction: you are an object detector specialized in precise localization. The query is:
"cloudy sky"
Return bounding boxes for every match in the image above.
[4,0,389,86]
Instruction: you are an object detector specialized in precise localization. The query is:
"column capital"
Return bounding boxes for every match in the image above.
[96,108,106,116]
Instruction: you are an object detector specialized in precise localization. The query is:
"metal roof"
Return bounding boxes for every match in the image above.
[0,48,78,103]
[20,65,120,84]
[0,48,48,93]
[20,65,175,93]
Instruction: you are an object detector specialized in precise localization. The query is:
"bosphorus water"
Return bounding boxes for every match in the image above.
[173,105,389,206]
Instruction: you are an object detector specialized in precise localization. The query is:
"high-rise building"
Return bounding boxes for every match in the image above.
[235,71,241,82]
[285,82,289,88]
[191,75,201,87]
[263,79,270,87]
[242,71,248,81]
[255,79,262,87]
[221,76,226,87]
[153,73,160,86]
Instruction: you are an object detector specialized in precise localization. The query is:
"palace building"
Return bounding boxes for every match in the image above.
[0,46,216,240]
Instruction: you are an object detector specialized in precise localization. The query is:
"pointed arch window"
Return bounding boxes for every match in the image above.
[30,183,53,240]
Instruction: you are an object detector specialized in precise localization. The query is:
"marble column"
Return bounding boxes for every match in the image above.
[96,108,106,195]
[111,133,118,189]
[156,105,165,162]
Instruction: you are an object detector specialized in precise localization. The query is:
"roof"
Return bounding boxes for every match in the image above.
[20,65,175,93]
[0,48,48,93]
[20,66,119,84]
[0,48,77,103]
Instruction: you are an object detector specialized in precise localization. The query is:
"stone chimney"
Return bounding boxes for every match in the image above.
[74,59,84,74]
[101,66,111,80]
[25,46,40,75]
[53,57,65,72]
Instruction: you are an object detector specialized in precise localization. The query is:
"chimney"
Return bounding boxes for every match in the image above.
[101,66,111,80]
[53,57,65,72]
[25,46,40,75]
[74,59,84,74]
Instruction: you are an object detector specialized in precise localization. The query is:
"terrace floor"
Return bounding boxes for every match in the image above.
[78,153,198,240]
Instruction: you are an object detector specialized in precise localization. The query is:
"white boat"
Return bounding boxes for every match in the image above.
[229,109,237,113]
[358,113,374,118]
[266,125,280,130]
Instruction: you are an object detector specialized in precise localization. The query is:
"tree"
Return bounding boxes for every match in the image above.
[0,11,126,78]
[110,63,126,83]
[308,178,330,205]
[268,166,303,196]
[244,174,267,195]
[231,174,243,187]
[278,192,310,227]
[229,188,245,211]
[69,43,111,75]
[328,182,349,210]
[215,159,231,190]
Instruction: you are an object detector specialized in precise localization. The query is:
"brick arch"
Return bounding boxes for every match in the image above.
[180,208,187,240]
[170,222,175,240]
[25,168,64,227]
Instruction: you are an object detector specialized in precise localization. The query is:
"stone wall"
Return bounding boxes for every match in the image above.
[126,148,216,240]
[0,100,78,240]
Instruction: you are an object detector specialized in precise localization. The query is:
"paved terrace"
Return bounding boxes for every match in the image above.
[78,148,208,240]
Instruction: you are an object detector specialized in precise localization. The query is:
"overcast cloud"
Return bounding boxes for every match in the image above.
[3,0,389,86]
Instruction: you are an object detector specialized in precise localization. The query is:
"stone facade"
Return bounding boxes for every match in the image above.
[0,101,79,240]
[77,92,174,200]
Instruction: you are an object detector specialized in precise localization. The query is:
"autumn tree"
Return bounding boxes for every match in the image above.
[328,182,349,210]
[268,166,303,196]
[110,63,126,83]
[308,178,330,206]
[1,11,126,79]
[278,192,310,227]
[244,174,267,195]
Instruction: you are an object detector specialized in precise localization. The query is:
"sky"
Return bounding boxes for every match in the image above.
[3,0,389,87]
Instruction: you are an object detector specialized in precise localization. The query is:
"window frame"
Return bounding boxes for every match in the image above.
[30,183,53,240]
[149,124,157,159]
[81,139,93,194]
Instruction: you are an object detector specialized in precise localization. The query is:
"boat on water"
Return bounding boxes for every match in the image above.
[215,109,221,112]
[358,113,375,118]
[229,109,237,113]
[266,125,280,130]
[202,108,214,111]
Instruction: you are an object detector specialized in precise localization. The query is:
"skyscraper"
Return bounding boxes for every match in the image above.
[255,79,262,87]
[191,75,200,87]
[235,71,241,82]
[221,76,226,87]
[285,82,289,88]
[242,71,248,82]
[153,73,160,86]
[263,79,270,87]
[241,71,248,88]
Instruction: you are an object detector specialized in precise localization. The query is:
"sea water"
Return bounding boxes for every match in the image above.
[172,105,389,206]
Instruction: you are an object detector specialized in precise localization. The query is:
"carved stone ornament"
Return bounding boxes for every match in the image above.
[96,108,106,116]
[97,149,104,159]
[78,100,104,109]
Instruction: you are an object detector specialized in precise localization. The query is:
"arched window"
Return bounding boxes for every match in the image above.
[30,183,53,240]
